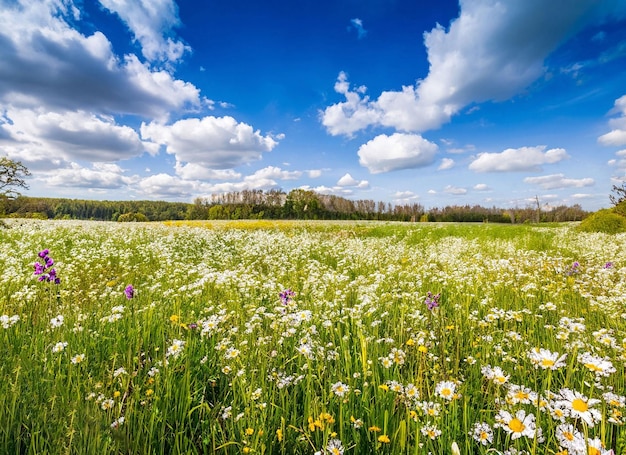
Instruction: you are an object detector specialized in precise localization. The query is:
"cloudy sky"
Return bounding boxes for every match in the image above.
[1,0,626,211]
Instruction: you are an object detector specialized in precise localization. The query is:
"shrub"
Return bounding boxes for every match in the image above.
[117,212,149,222]
[577,208,626,234]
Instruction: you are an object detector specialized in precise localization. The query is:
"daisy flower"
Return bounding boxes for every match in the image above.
[481,365,509,385]
[325,438,344,455]
[527,347,567,370]
[166,339,186,359]
[554,388,602,427]
[495,409,541,440]
[471,422,493,446]
[555,423,585,455]
[421,424,441,440]
[578,352,616,377]
[331,381,350,397]
[435,380,457,401]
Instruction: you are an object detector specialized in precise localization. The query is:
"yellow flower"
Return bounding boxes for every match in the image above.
[276,428,283,442]
[378,384,389,392]
[113,391,121,398]
[242,447,251,454]
[418,345,428,353]
[169,314,180,323]
[368,425,381,432]
[405,339,415,346]
[245,428,254,436]
[378,434,390,443]
[146,389,154,396]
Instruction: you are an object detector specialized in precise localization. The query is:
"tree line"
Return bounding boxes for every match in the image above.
[0,190,588,223]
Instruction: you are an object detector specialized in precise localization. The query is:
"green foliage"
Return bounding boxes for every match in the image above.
[0,157,30,198]
[577,208,626,234]
[117,212,149,222]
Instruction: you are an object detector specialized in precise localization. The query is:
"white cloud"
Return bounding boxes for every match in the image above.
[469,146,569,172]
[337,173,368,188]
[349,18,367,39]
[141,116,279,169]
[320,72,381,137]
[357,133,438,174]
[40,162,137,189]
[0,107,156,166]
[523,173,594,190]
[473,183,490,191]
[174,162,242,180]
[99,0,191,65]
[438,158,455,170]
[249,166,302,181]
[138,172,197,199]
[598,94,626,146]
[443,185,467,195]
[307,169,322,178]
[321,1,626,136]
[0,3,203,119]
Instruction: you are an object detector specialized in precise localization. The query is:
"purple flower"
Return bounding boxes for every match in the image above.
[33,249,60,284]
[124,284,135,300]
[425,291,441,311]
[604,262,613,269]
[279,289,295,305]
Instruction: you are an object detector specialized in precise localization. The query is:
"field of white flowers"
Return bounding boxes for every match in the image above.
[0,219,624,454]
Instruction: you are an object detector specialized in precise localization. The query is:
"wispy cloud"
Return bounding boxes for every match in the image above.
[349,18,367,39]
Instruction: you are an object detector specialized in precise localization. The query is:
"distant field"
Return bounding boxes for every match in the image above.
[0,219,624,454]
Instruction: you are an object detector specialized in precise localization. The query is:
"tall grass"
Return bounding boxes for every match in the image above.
[0,219,624,454]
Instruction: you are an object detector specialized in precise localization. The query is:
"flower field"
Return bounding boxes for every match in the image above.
[0,219,625,454]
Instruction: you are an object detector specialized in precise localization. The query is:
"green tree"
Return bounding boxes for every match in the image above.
[1,157,30,198]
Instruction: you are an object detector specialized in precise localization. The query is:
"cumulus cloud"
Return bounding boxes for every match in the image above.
[40,162,137,189]
[523,173,594,190]
[473,183,490,191]
[438,158,455,170]
[99,0,191,65]
[321,1,626,136]
[443,185,467,195]
[0,2,202,119]
[469,146,569,172]
[141,116,280,169]
[0,107,157,166]
[598,94,626,146]
[337,173,369,188]
[357,133,438,174]
[174,162,242,180]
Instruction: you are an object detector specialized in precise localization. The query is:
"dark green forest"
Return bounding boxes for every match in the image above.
[0,189,588,223]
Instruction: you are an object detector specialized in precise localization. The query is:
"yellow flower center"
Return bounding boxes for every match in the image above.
[572,398,589,412]
[480,432,489,440]
[564,431,574,441]
[515,391,529,400]
[541,359,555,367]
[441,388,452,397]
[588,447,600,455]
[584,363,602,372]
[508,418,525,433]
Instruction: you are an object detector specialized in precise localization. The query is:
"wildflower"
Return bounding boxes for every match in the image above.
[555,423,585,454]
[578,352,616,377]
[350,415,363,429]
[279,289,295,305]
[101,399,115,410]
[113,367,127,377]
[495,409,541,440]
[166,339,185,359]
[331,381,349,397]
[52,341,68,353]
[506,384,537,405]
[245,427,254,436]
[368,425,381,432]
[389,347,406,365]
[554,388,602,427]
[471,422,493,445]
[124,284,134,299]
[34,249,60,284]
[424,291,440,310]
[377,434,390,443]
[276,428,283,441]
[71,353,86,364]
[379,356,393,368]
[0,315,19,329]
[451,442,461,455]
[50,315,64,328]
[435,380,457,401]
[481,364,509,385]
[326,438,344,455]
[110,416,125,429]
[527,348,567,370]
[421,424,441,440]
[419,401,441,417]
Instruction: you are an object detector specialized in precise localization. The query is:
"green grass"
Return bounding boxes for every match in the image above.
[0,219,624,454]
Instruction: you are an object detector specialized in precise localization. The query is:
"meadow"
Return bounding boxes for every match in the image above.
[0,219,624,455]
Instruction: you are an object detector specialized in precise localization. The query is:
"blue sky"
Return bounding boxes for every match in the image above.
[1,0,626,211]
